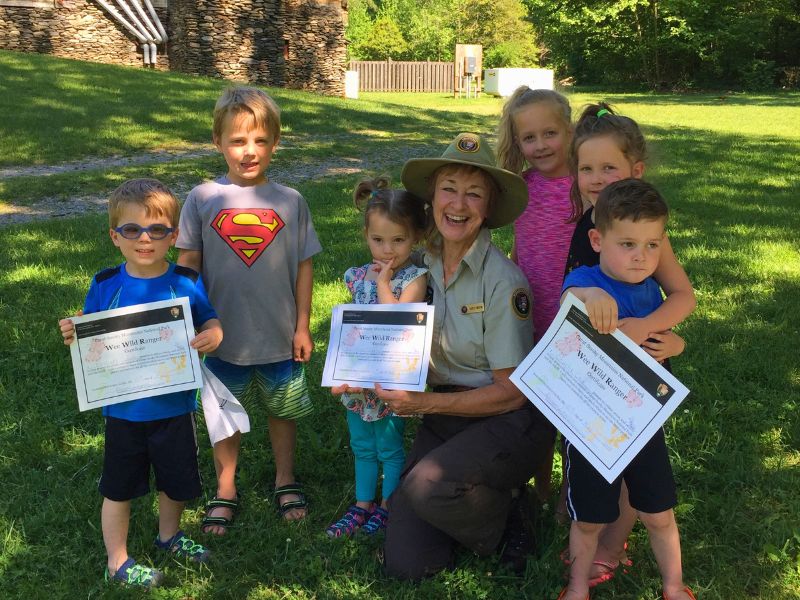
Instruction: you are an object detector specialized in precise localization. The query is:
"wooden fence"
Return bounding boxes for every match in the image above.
[348,60,454,92]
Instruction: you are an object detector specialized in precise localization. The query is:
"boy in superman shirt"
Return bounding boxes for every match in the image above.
[59,178,223,588]
[177,86,322,532]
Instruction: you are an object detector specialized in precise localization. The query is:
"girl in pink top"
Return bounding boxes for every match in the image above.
[497,87,577,344]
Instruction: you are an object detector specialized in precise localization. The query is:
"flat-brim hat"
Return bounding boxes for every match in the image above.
[401,132,528,229]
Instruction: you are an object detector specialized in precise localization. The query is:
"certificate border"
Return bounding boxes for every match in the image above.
[69,297,203,412]
[321,303,434,392]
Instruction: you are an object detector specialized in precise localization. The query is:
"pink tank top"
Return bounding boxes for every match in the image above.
[515,170,576,343]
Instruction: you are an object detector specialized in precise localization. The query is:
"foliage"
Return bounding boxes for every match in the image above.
[523,0,800,89]
[346,0,539,67]
[349,15,409,60]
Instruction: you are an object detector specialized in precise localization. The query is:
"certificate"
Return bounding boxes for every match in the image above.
[510,293,689,483]
[322,303,434,391]
[69,297,204,412]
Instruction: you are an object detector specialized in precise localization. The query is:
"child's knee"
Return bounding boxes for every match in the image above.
[572,520,605,537]
[639,508,676,532]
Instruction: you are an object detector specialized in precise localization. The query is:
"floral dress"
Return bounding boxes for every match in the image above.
[340,262,428,421]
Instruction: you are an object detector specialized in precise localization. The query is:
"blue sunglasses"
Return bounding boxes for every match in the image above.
[114,223,175,240]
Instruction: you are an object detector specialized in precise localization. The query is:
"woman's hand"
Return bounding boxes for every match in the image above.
[374,383,427,416]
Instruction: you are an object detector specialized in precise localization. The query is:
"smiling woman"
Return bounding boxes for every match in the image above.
[370,133,556,579]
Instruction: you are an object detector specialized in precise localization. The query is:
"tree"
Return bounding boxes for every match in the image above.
[523,0,800,89]
[350,15,409,60]
[346,0,540,68]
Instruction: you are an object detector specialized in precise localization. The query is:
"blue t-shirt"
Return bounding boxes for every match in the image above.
[562,265,663,319]
[83,262,217,422]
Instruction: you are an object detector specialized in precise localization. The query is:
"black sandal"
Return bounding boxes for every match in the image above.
[273,483,308,519]
[201,496,239,533]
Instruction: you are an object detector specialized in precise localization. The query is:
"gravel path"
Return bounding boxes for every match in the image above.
[0,141,428,227]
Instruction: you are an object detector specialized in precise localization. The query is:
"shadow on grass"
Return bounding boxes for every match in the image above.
[0,51,489,167]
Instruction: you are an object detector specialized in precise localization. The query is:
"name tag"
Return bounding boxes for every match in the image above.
[461,302,485,314]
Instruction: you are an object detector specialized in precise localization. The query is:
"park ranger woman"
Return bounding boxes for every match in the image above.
[375,133,555,579]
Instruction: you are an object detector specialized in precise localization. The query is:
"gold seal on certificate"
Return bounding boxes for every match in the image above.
[510,294,690,483]
[322,303,435,391]
[69,297,204,411]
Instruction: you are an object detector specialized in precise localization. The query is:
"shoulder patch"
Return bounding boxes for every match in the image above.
[174,265,200,282]
[94,265,121,283]
[510,288,531,319]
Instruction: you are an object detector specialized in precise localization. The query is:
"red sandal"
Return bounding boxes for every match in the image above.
[663,586,697,600]
[560,542,632,587]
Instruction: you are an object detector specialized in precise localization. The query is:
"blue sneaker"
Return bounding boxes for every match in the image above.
[155,530,212,563]
[105,557,164,588]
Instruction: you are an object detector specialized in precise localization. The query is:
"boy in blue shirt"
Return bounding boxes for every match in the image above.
[59,179,223,588]
[558,179,694,600]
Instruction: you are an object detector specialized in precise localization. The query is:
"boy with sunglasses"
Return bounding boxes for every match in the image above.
[59,178,223,588]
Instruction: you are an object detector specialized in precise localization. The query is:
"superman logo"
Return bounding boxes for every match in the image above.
[211,208,285,267]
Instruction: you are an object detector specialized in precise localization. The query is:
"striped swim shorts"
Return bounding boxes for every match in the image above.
[203,357,313,420]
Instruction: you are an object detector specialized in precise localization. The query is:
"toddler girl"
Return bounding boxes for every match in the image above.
[326,177,429,538]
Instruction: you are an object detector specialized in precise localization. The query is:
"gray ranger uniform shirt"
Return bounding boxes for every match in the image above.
[424,228,533,389]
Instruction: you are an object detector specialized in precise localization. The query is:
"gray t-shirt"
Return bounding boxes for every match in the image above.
[177,177,322,365]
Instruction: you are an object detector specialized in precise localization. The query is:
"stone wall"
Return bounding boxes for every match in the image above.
[0,0,169,69]
[0,1,347,94]
[168,0,346,95]
[168,0,286,88]
[283,0,346,94]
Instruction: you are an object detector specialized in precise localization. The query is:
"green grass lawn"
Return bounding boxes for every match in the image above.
[1,50,799,599]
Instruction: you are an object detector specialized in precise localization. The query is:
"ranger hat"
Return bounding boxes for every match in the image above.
[401,132,528,229]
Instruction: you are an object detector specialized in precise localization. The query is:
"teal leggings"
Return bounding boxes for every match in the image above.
[346,410,406,503]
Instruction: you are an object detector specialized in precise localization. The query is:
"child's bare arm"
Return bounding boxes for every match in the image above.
[374,262,427,304]
[561,286,618,334]
[293,258,314,362]
[177,249,203,273]
[641,330,685,362]
[58,311,83,345]
[618,236,695,345]
[396,276,427,303]
[191,318,223,354]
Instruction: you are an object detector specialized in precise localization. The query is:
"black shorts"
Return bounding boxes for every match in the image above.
[99,413,202,502]
[564,427,677,523]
